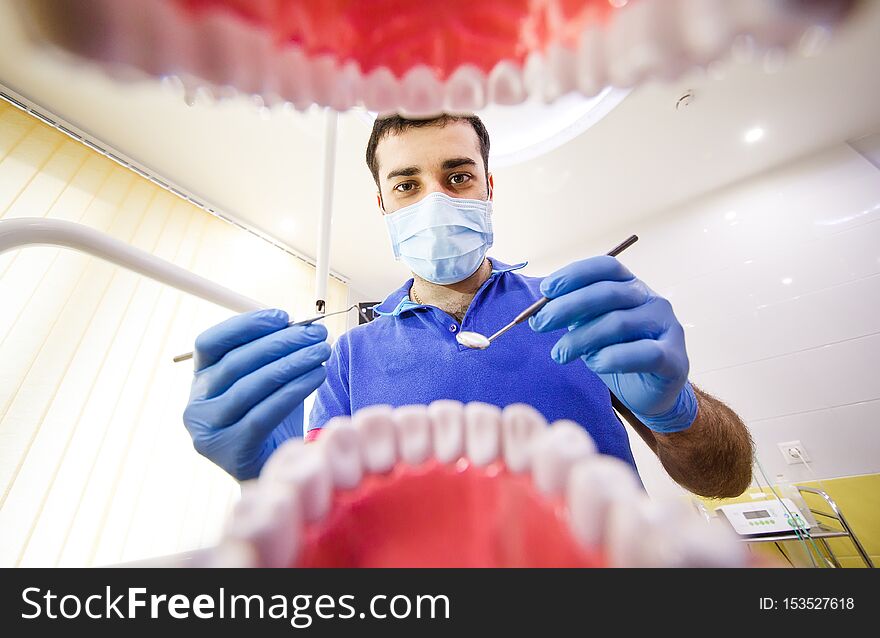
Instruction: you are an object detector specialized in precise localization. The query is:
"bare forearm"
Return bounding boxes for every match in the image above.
[650,385,753,498]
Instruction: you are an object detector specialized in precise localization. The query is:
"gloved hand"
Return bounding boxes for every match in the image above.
[183,308,331,480]
[529,256,697,433]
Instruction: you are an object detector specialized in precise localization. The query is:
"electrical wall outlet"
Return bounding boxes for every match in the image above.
[778,440,811,465]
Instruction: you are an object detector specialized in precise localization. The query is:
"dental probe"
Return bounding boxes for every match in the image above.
[173,304,368,363]
[456,234,639,350]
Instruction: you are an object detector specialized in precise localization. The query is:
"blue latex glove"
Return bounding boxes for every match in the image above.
[183,308,331,480]
[529,256,697,433]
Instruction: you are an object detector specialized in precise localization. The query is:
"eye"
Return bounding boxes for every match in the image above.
[393,182,417,193]
[449,173,472,185]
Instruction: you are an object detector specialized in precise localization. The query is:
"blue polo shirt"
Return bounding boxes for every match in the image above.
[308,258,638,471]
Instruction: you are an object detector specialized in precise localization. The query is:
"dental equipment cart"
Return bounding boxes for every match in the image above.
[727,485,873,568]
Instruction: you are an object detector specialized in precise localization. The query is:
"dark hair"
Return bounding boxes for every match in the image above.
[365,114,491,190]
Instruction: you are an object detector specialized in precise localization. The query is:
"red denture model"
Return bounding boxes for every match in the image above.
[207,402,751,568]
[15,0,856,113]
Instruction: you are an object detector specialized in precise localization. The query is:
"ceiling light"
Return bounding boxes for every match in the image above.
[744,127,765,144]
[353,87,630,168]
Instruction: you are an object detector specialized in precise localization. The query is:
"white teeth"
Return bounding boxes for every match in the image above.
[223,482,299,568]
[566,456,642,550]
[531,420,597,495]
[543,43,578,102]
[276,46,313,109]
[676,518,749,567]
[676,0,732,66]
[309,55,338,108]
[500,403,547,473]
[463,402,502,467]
[627,0,685,83]
[211,538,259,568]
[330,60,361,112]
[261,439,332,523]
[605,497,746,567]
[445,64,487,112]
[487,60,526,106]
[607,498,667,567]
[353,405,398,473]
[576,26,608,98]
[522,52,545,101]
[391,405,433,465]
[605,2,641,87]
[399,66,444,117]
[428,400,465,463]
[361,67,401,113]
[319,417,363,489]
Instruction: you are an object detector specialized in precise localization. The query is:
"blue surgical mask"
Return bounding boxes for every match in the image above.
[384,191,493,285]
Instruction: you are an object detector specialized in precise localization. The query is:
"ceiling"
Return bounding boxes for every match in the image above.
[1,0,879,300]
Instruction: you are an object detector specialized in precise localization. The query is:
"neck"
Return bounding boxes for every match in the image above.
[411,258,492,321]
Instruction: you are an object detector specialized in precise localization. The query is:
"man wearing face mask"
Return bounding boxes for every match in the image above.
[183,114,753,498]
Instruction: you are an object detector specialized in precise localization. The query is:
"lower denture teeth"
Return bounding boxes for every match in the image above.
[261,439,332,523]
[392,405,433,465]
[566,456,642,550]
[463,402,502,467]
[353,405,398,473]
[211,398,752,568]
[531,420,597,496]
[500,403,547,473]
[428,400,465,463]
[222,483,299,568]
[606,497,667,567]
[319,417,363,489]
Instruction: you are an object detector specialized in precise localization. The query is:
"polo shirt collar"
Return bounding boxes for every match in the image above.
[372,257,527,317]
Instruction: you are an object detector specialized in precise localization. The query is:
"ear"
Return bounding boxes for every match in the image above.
[376,191,384,213]
[487,173,494,201]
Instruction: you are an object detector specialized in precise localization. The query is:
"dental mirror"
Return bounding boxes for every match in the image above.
[456,235,638,350]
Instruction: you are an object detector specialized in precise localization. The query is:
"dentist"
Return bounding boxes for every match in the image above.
[183,114,753,497]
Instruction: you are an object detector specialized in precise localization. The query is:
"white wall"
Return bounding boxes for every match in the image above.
[574,138,880,498]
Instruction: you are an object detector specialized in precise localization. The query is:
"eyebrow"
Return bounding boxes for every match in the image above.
[385,157,478,181]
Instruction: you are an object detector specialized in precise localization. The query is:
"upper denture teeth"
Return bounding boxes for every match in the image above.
[566,456,642,550]
[319,416,363,489]
[261,439,332,523]
[576,26,608,98]
[399,66,444,117]
[392,405,433,465]
[604,1,639,87]
[444,65,487,113]
[463,402,502,467]
[530,420,597,496]
[543,43,578,102]
[676,0,733,67]
[330,61,362,112]
[428,400,466,464]
[353,405,398,474]
[488,60,527,106]
[500,403,548,473]
[360,67,401,113]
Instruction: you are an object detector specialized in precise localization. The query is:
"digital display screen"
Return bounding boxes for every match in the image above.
[743,510,771,520]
